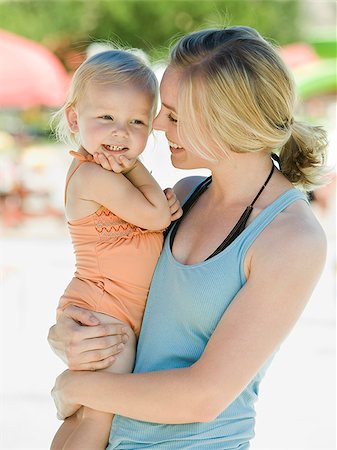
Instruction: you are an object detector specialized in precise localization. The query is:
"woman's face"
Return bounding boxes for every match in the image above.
[153,66,208,170]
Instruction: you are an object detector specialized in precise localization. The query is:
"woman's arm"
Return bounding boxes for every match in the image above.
[52,218,326,423]
[173,176,207,203]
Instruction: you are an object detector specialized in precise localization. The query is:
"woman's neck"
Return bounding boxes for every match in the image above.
[208,152,281,207]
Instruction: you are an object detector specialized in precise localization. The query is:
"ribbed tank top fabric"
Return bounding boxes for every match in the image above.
[108,185,308,449]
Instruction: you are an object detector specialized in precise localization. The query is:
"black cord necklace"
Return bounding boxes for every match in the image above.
[169,162,275,261]
[205,162,275,259]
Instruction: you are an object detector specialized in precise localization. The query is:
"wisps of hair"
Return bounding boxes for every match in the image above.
[169,26,328,191]
[50,46,158,147]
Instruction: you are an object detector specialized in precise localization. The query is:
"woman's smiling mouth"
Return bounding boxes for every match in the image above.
[167,139,183,150]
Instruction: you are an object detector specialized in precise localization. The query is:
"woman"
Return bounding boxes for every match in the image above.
[49,26,327,449]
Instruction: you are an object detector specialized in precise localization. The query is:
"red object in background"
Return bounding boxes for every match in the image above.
[0,29,70,108]
[278,42,319,69]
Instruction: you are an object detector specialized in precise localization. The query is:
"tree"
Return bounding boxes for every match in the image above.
[0,0,300,68]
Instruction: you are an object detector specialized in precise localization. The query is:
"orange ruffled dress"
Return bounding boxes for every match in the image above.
[58,152,164,336]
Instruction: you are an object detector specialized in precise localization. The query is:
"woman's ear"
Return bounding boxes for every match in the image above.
[66,107,79,133]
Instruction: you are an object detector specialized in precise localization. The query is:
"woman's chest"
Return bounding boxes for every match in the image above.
[135,244,246,371]
[171,201,258,265]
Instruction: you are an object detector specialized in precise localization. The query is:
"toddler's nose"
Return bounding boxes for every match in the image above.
[112,122,128,137]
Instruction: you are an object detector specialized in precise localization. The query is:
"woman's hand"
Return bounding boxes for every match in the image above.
[52,369,81,420]
[48,305,129,371]
[164,187,183,222]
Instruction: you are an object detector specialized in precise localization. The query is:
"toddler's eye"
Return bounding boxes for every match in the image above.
[101,115,113,120]
[131,119,145,125]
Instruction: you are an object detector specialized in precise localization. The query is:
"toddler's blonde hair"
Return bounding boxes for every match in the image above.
[51,48,158,147]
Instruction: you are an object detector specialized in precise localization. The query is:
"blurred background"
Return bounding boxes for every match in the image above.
[0,1,335,449]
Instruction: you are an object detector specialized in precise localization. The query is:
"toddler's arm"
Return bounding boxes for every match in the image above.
[94,151,183,223]
[74,155,171,230]
[122,158,170,218]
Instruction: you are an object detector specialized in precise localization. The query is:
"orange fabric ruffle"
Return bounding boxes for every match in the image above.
[69,150,94,162]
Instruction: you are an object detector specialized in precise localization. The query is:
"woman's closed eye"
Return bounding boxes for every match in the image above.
[168,113,178,123]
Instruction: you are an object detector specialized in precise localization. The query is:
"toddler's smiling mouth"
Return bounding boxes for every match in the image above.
[102,144,128,152]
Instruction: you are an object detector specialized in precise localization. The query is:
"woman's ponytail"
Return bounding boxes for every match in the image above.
[279,120,328,191]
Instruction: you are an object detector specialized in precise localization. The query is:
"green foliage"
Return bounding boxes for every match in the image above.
[0,0,300,64]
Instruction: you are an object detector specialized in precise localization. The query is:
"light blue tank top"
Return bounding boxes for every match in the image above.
[108,186,308,449]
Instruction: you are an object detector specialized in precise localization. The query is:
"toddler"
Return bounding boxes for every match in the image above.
[50,49,176,450]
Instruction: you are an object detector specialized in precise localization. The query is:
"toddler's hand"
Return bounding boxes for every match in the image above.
[164,188,183,222]
[93,152,136,174]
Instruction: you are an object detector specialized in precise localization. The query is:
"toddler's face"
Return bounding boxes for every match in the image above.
[67,81,154,161]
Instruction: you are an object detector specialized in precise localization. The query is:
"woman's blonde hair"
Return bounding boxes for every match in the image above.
[170,26,328,191]
[51,49,158,147]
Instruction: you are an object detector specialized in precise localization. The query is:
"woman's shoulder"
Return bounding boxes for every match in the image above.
[288,199,326,258]
[173,176,208,203]
[255,195,327,272]
[241,200,326,309]
[280,194,326,242]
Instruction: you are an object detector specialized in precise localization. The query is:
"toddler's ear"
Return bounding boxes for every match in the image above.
[66,107,79,132]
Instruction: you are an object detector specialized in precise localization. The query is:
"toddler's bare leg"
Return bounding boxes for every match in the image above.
[50,409,82,450]
[51,312,136,450]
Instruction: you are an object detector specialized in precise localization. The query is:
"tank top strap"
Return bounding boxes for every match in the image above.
[64,151,93,206]
[239,188,309,252]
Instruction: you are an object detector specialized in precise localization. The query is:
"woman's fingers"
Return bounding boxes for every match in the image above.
[72,354,116,372]
[49,306,129,370]
[76,352,118,371]
[63,305,100,326]
[68,323,128,361]
[69,335,128,371]
[76,322,129,341]
[83,332,129,350]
